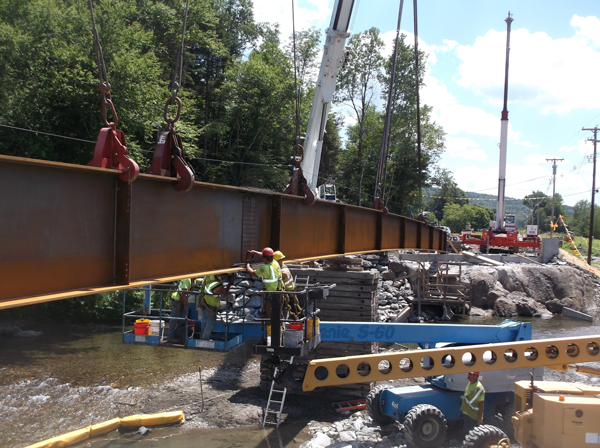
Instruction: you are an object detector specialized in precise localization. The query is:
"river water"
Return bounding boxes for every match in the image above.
[1,316,598,448]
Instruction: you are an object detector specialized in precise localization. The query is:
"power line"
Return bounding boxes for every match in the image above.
[0,122,293,169]
[0,123,96,144]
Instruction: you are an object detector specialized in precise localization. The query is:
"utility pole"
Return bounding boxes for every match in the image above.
[546,158,563,237]
[583,126,599,265]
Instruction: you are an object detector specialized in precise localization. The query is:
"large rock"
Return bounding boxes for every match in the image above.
[493,297,518,317]
[465,264,598,316]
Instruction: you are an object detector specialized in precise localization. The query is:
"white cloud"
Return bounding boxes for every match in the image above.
[572,14,600,47]
[421,71,521,141]
[560,138,592,155]
[455,18,600,114]
[253,0,331,39]
[445,137,487,161]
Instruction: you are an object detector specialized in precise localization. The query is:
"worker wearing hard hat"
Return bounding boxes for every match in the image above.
[273,251,295,291]
[245,247,283,317]
[273,250,304,319]
[198,274,230,340]
[461,371,485,437]
[245,247,282,291]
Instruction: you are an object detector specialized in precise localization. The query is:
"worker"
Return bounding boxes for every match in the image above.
[245,247,282,317]
[167,278,196,343]
[461,371,485,436]
[274,250,303,319]
[198,274,230,340]
[273,250,295,291]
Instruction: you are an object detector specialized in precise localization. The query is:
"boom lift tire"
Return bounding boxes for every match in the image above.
[403,404,447,448]
[366,385,395,426]
[463,424,508,448]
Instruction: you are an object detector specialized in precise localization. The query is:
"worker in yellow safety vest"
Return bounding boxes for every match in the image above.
[198,274,230,340]
[273,250,304,319]
[245,247,282,317]
[167,278,199,344]
[273,250,295,291]
[461,371,485,436]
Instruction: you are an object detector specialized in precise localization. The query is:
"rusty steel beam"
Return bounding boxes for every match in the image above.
[0,155,446,309]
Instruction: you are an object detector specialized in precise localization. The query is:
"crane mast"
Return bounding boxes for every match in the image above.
[301,0,354,193]
[494,12,513,231]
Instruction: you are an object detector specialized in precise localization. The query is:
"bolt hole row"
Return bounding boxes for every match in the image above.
[313,342,599,381]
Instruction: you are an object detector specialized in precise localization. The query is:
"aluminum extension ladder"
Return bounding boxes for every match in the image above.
[263,356,293,428]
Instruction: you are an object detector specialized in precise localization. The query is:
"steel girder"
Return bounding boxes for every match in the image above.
[0,155,446,309]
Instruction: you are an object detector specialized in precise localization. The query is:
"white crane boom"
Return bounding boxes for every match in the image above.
[301,0,354,193]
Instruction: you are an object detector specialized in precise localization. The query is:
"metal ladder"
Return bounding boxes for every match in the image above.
[263,356,293,428]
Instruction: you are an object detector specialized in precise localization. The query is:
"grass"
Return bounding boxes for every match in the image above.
[554,233,600,271]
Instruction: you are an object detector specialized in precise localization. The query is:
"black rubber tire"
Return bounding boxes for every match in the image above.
[403,404,447,448]
[366,385,395,426]
[463,424,508,448]
[501,404,515,440]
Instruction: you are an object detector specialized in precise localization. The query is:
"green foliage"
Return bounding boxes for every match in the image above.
[440,203,494,233]
[522,191,566,232]
[2,290,144,322]
[425,168,467,221]
[567,200,600,238]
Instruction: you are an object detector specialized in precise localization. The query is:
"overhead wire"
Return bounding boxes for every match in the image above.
[0,122,292,169]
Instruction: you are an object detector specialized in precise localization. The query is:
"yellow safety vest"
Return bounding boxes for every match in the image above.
[461,380,485,420]
[281,265,295,291]
[201,275,221,308]
[256,261,282,291]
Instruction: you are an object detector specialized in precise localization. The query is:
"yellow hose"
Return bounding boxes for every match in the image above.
[25,411,185,448]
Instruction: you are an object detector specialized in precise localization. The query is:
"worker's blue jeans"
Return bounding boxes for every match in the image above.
[200,306,217,340]
[168,299,185,339]
[463,414,478,436]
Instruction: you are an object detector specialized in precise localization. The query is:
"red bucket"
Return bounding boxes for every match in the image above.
[134,322,150,335]
[288,322,304,331]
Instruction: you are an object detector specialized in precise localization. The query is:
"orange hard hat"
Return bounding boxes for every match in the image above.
[469,372,480,376]
[262,247,274,257]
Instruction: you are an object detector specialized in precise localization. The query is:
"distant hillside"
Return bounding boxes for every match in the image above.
[423,188,572,227]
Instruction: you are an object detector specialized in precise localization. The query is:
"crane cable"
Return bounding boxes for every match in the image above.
[163,0,190,129]
[87,0,117,128]
[171,0,190,100]
[291,0,303,165]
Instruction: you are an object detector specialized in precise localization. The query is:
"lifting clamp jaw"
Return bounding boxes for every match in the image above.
[88,90,140,182]
[148,96,194,192]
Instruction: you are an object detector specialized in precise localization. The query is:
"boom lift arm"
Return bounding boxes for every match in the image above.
[302,334,600,391]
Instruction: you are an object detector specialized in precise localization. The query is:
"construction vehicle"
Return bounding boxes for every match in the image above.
[301,334,600,448]
[459,14,540,255]
[463,364,600,448]
[284,0,353,204]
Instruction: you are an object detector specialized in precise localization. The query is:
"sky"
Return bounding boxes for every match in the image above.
[253,0,600,208]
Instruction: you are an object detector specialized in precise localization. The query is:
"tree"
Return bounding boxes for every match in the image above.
[212,37,295,190]
[378,34,445,215]
[523,191,565,232]
[335,27,385,206]
[338,106,383,205]
[0,0,163,165]
[426,167,467,221]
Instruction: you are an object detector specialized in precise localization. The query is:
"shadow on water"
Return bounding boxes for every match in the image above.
[0,322,256,388]
[81,424,311,448]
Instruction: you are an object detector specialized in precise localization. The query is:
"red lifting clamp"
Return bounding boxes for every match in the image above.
[147,96,194,192]
[88,127,140,182]
[283,144,315,206]
[88,91,139,182]
[149,129,194,192]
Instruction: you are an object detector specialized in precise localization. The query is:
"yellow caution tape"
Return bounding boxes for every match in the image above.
[558,215,600,277]
[24,411,185,448]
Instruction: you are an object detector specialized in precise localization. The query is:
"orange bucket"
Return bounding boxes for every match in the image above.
[134,320,150,335]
